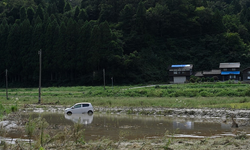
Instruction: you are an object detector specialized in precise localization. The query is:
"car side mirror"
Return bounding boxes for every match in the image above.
[71,107,74,109]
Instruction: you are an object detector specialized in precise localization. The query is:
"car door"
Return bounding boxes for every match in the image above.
[72,104,82,114]
[81,104,89,113]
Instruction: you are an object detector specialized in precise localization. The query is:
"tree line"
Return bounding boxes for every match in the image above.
[0,0,250,87]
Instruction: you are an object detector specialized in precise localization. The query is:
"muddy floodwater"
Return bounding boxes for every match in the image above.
[4,111,249,142]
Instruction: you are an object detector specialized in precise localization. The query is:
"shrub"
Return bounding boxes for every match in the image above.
[212,76,219,81]
[155,85,160,88]
[11,105,17,112]
[239,98,247,103]
[245,88,250,96]
[183,89,199,97]
[189,75,197,83]
[147,89,163,97]
[196,78,201,83]
[200,91,211,97]
[216,90,229,96]
[189,78,195,83]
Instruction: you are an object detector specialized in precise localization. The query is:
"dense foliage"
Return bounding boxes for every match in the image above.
[0,0,250,87]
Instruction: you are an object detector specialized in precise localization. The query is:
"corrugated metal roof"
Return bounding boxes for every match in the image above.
[195,71,203,77]
[219,62,240,68]
[203,69,221,75]
[241,67,250,72]
[221,71,240,75]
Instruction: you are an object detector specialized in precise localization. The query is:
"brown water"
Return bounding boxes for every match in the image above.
[4,112,250,141]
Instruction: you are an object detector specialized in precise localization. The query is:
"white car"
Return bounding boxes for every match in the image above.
[65,102,93,115]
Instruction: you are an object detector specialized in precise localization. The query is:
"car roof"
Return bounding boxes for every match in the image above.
[75,102,92,105]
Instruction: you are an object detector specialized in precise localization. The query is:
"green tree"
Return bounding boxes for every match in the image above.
[99,4,113,22]
[19,19,33,81]
[64,18,78,80]
[89,25,101,71]
[35,4,44,21]
[80,0,87,9]
[222,32,247,62]
[47,3,58,16]
[76,21,92,74]
[27,7,35,23]
[54,21,67,80]
[43,18,59,80]
[64,1,72,12]
[74,6,80,20]
[6,23,22,81]
[20,6,27,21]
[135,0,146,35]
[212,9,225,34]
[0,19,9,72]
[78,9,88,21]
[146,3,170,37]
[119,4,134,34]
[231,0,241,14]
[195,6,213,34]
[223,14,240,33]
[58,0,66,13]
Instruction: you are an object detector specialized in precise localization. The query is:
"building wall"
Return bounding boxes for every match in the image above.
[242,68,250,81]
[221,75,240,81]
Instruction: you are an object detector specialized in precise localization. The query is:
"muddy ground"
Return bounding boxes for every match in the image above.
[1,105,250,150]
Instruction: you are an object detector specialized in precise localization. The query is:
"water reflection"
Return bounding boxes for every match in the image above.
[173,121,231,130]
[173,121,194,130]
[14,112,250,141]
[64,113,93,124]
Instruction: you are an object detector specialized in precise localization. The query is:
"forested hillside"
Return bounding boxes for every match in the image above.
[0,0,250,87]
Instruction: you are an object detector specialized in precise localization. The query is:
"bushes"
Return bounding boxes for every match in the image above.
[245,88,250,96]
[189,76,217,83]
[147,90,163,97]
[0,104,5,118]
[200,91,211,97]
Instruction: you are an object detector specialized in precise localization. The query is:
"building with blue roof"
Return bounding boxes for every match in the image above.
[168,64,193,83]
[219,62,241,81]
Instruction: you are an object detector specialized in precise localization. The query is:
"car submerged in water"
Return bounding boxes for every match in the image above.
[65,102,94,115]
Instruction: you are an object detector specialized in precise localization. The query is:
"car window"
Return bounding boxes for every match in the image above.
[74,104,81,109]
[82,104,89,107]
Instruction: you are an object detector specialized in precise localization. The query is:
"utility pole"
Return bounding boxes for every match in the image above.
[103,69,105,90]
[6,69,8,99]
[38,49,42,104]
[111,77,113,89]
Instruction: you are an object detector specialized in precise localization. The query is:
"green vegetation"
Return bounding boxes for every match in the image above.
[0,98,18,118]
[1,83,250,109]
[1,0,250,86]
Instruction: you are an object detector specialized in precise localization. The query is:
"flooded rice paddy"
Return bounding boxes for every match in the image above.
[3,111,250,142]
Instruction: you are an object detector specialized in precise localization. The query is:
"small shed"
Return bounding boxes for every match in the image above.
[168,64,193,83]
